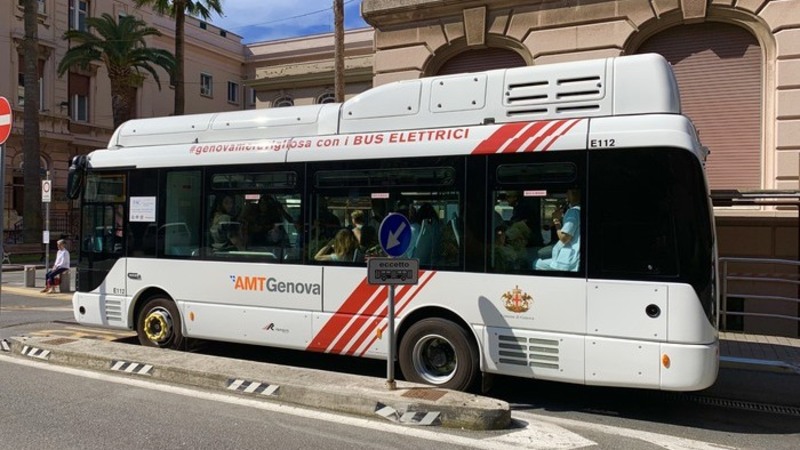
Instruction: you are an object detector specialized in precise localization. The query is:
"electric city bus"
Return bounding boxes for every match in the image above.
[68,53,718,392]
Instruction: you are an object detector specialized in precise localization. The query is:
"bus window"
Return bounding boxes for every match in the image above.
[206,170,301,263]
[490,160,582,274]
[163,171,201,257]
[313,164,463,268]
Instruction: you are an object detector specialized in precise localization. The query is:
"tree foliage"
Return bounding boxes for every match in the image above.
[58,14,176,129]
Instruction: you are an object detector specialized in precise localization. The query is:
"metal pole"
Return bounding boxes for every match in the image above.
[44,171,50,279]
[386,285,396,390]
[721,259,728,331]
[0,142,6,318]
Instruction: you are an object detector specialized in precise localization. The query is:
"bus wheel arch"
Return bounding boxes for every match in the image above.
[134,289,184,350]
[397,307,480,391]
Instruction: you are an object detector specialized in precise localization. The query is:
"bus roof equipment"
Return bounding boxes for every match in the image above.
[107,53,680,150]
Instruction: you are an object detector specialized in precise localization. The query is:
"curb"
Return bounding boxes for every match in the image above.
[5,336,511,430]
[0,286,72,300]
[720,356,800,375]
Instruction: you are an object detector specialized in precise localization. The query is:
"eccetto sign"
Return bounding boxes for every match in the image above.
[367,257,419,285]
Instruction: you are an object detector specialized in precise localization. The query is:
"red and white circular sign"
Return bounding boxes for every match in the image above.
[0,96,12,145]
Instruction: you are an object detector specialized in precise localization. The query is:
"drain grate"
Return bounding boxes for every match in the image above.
[401,388,448,402]
[668,392,800,417]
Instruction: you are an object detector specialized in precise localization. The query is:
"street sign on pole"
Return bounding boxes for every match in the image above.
[368,257,419,285]
[42,179,52,203]
[375,212,419,391]
[0,96,11,145]
[378,213,413,257]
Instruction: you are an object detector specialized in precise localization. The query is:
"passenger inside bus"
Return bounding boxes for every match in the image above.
[209,194,235,249]
[534,188,581,272]
[314,228,359,262]
[216,224,246,252]
[506,191,544,248]
[350,210,366,243]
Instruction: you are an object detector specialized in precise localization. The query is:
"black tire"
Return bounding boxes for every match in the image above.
[398,318,479,391]
[136,297,184,349]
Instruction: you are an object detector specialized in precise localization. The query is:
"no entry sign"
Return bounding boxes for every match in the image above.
[0,97,11,145]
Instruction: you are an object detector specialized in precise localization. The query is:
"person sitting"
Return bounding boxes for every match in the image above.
[350,210,366,244]
[492,225,517,272]
[42,239,70,294]
[534,189,581,272]
[209,194,235,249]
[314,228,359,262]
[216,225,246,253]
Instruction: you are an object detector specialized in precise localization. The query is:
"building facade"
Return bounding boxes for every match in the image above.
[1,0,249,238]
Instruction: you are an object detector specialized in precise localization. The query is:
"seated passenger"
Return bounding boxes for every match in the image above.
[350,210,366,243]
[209,194,235,249]
[534,189,581,272]
[217,225,246,253]
[493,225,517,272]
[315,228,359,262]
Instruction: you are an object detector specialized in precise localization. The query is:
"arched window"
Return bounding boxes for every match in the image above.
[317,92,336,104]
[273,95,294,108]
[639,23,762,190]
[436,48,526,75]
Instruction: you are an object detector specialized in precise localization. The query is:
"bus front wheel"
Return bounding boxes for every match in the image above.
[399,318,479,391]
[136,297,184,350]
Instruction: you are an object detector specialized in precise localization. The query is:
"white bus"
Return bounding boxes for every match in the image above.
[69,53,718,392]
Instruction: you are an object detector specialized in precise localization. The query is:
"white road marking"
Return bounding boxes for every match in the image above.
[514,411,736,450]
[1,354,596,449]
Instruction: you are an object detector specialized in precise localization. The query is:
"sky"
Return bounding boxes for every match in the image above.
[208,0,369,44]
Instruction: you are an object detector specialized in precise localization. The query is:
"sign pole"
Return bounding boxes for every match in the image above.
[0,96,13,319]
[386,285,396,390]
[372,212,419,391]
[43,172,51,277]
[0,142,5,318]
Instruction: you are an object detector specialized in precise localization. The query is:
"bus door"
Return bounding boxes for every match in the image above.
[77,173,127,293]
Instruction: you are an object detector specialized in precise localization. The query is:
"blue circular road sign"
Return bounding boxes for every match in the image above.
[378,213,412,257]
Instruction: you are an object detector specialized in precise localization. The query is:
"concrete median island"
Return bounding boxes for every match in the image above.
[2,336,510,430]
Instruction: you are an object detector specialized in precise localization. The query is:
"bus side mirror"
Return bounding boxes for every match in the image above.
[67,155,87,200]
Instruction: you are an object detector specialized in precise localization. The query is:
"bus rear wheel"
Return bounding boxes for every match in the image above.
[399,318,479,391]
[136,297,184,349]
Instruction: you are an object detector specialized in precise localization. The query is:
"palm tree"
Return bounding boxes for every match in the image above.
[134,0,223,116]
[21,0,42,244]
[58,14,176,129]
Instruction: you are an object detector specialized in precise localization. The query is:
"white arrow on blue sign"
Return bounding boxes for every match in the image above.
[378,213,413,257]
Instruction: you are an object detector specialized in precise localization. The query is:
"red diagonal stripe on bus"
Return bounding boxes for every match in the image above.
[308,278,382,352]
[341,282,417,357]
[518,119,567,152]
[471,122,528,154]
[354,271,436,357]
[540,118,582,152]
[327,284,396,354]
[501,120,552,153]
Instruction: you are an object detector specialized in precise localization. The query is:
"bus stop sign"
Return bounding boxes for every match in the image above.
[378,213,412,257]
[0,97,11,145]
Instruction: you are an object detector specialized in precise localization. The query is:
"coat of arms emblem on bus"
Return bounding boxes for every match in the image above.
[502,285,532,313]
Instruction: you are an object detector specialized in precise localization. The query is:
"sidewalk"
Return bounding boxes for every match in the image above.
[719,331,800,374]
